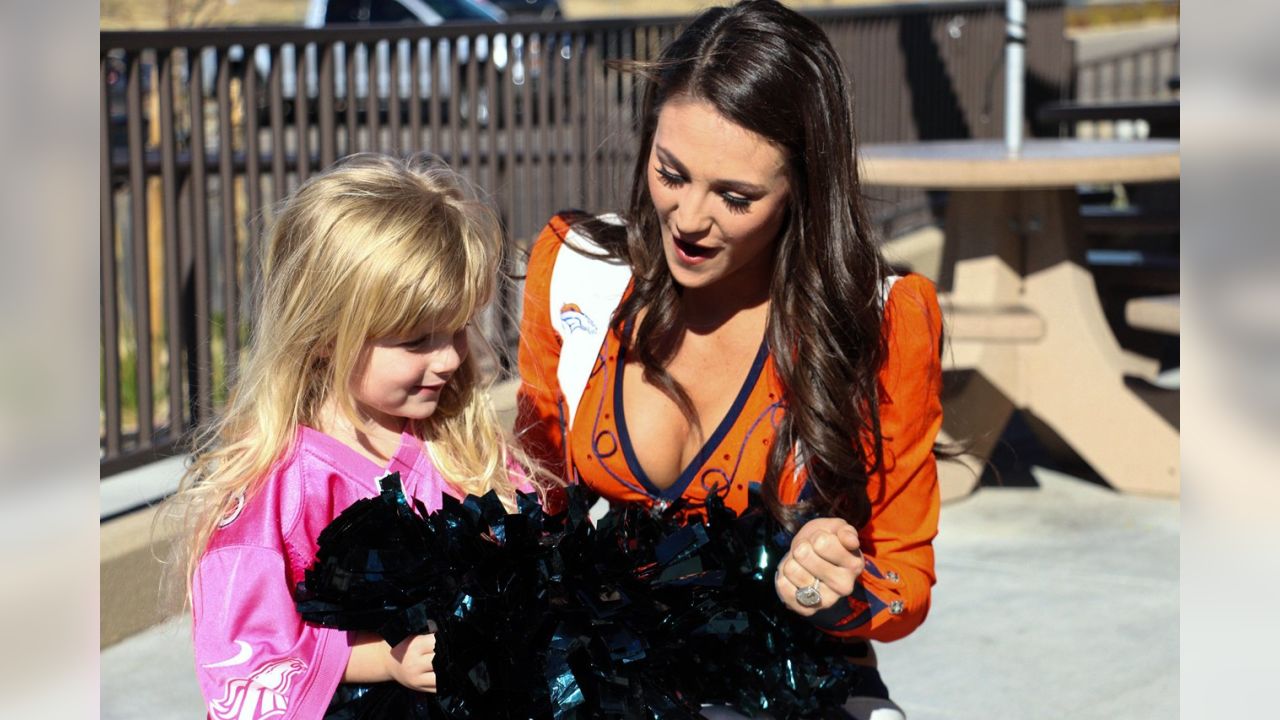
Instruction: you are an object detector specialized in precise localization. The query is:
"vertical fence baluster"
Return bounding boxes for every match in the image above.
[217,48,239,375]
[189,48,213,424]
[484,33,498,196]
[566,33,582,207]
[243,45,263,325]
[449,37,462,169]
[101,55,122,460]
[500,33,518,242]
[159,49,184,437]
[346,42,359,153]
[295,43,311,182]
[269,45,286,202]
[410,39,424,153]
[126,51,154,448]
[517,34,534,239]
[549,32,562,207]
[466,34,480,180]
[320,41,337,166]
[584,31,599,211]
[537,31,552,228]
[428,39,441,155]
[600,30,613,209]
[390,39,404,153]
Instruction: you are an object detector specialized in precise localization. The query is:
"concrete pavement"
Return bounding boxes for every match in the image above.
[877,470,1178,720]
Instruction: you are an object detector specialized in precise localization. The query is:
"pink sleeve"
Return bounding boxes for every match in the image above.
[192,545,351,719]
[507,453,536,495]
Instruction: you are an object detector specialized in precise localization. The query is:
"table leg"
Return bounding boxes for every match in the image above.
[938,371,1016,500]
[941,189,1179,495]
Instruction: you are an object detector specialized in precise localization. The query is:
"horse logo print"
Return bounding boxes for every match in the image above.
[208,657,307,720]
[559,303,598,335]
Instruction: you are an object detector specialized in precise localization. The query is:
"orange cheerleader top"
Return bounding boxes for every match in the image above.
[516,214,944,643]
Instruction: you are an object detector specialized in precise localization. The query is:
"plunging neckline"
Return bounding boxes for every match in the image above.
[613,322,771,501]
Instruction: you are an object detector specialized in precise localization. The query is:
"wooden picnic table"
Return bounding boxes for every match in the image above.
[1036,99,1180,138]
[861,138,1180,498]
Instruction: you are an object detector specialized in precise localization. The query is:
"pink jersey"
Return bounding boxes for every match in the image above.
[192,426,529,720]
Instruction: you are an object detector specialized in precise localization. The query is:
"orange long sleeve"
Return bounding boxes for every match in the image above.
[809,274,943,642]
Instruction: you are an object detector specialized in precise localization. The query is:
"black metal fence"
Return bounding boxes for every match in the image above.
[101,1,1074,476]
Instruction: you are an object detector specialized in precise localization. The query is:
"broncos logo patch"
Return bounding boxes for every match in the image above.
[208,657,306,720]
[559,303,598,335]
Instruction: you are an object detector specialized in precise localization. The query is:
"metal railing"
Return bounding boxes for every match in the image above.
[1074,37,1179,103]
[100,1,1071,477]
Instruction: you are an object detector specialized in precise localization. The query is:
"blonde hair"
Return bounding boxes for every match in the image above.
[167,153,547,603]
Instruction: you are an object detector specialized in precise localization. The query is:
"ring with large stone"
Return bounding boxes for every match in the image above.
[795,578,823,608]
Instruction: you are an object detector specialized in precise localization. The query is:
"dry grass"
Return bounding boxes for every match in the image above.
[1065,1,1179,30]
[101,0,308,29]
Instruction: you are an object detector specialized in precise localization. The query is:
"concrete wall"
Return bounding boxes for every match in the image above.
[101,502,184,647]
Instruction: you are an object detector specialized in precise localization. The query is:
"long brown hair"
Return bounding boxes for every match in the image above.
[577,0,890,530]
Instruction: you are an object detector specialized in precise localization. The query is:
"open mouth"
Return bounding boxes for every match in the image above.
[673,236,720,262]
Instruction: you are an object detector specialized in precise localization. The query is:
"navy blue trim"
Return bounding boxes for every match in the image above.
[810,582,875,631]
[557,394,571,476]
[811,605,873,632]
[614,321,770,501]
[613,322,662,497]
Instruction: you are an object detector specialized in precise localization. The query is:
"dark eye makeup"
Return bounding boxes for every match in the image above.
[653,165,754,214]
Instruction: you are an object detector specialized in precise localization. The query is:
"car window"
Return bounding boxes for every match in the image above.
[325,0,421,23]
[322,0,500,24]
[426,0,503,22]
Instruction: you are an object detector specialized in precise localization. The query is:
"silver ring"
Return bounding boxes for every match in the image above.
[795,578,823,608]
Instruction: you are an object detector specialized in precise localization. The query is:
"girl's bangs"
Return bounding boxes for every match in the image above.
[368,228,494,340]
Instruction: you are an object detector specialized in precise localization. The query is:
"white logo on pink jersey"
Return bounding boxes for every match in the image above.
[208,657,306,720]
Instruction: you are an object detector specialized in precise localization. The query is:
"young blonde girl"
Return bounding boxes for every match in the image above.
[172,153,540,718]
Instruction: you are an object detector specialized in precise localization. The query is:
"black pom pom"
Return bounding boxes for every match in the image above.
[300,477,868,718]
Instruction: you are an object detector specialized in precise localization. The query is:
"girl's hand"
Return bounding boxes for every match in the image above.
[774,517,865,616]
[384,633,438,692]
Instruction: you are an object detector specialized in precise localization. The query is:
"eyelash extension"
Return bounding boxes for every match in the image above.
[654,165,754,214]
[654,165,683,188]
[721,194,752,214]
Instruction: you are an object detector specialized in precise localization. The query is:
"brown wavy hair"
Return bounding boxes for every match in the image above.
[574,0,891,531]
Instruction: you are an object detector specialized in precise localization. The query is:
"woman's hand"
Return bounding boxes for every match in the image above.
[774,517,865,616]
[384,633,438,692]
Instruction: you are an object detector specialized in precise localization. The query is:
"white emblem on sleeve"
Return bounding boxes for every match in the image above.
[203,639,253,669]
[208,657,307,720]
[550,225,632,425]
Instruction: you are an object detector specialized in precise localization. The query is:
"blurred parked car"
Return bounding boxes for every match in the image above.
[303,0,507,104]
[310,0,507,25]
[177,0,560,140]
[491,0,562,20]
[213,0,511,128]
